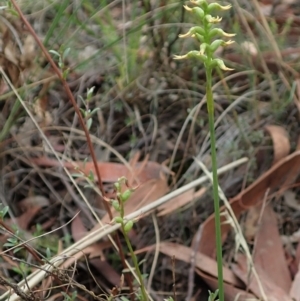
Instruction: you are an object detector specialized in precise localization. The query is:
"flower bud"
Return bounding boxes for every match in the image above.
[212,58,233,71]
[209,39,223,53]
[120,189,132,203]
[174,50,207,62]
[209,39,234,53]
[190,0,207,7]
[179,26,204,38]
[114,216,123,224]
[184,5,205,20]
[114,182,121,192]
[205,15,222,23]
[124,220,134,233]
[208,28,235,39]
[111,200,121,211]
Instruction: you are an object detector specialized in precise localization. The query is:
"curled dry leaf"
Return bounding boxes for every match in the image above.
[265,125,290,165]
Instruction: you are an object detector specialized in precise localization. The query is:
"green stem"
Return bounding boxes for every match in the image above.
[205,67,224,301]
[119,200,148,301]
[122,223,148,301]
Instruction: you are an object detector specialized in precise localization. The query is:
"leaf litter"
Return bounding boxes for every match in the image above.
[2,1,300,300]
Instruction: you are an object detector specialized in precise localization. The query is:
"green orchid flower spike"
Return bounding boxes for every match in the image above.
[174,0,234,71]
[175,2,235,301]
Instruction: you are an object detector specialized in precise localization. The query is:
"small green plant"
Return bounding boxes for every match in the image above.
[61,290,78,301]
[109,177,148,301]
[0,204,9,220]
[78,86,100,131]
[3,231,24,254]
[12,261,31,278]
[49,47,71,79]
[174,1,235,301]
[208,289,219,301]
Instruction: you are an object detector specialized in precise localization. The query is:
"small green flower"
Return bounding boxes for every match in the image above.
[212,58,233,71]
[205,15,222,24]
[111,200,121,211]
[210,39,234,53]
[207,3,232,12]
[174,50,207,62]
[119,189,132,203]
[114,216,123,224]
[208,28,236,39]
[124,220,134,233]
[179,26,204,38]
[114,182,121,192]
[184,5,205,19]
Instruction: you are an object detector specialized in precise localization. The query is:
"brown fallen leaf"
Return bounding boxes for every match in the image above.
[195,269,256,301]
[232,254,293,301]
[253,203,291,293]
[157,187,206,217]
[137,242,242,287]
[265,125,290,165]
[197,150,300,256]
[14,206,42,231]
[69,213,120,286]
[71,213,89,242]
[30,156,169,185]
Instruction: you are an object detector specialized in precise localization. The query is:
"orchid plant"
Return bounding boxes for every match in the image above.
[175,1,235,300]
